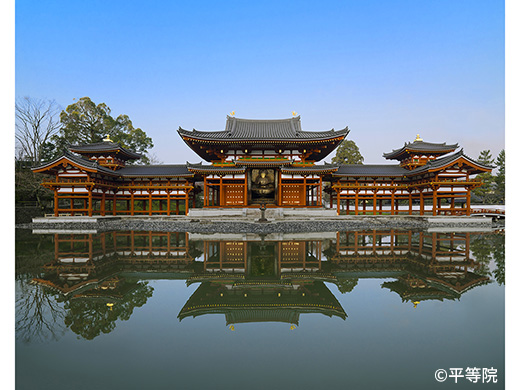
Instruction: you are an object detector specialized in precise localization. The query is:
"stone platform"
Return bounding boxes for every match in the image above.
[25,208,495,234]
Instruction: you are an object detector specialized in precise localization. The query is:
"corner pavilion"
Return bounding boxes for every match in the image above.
[32,115,492,217]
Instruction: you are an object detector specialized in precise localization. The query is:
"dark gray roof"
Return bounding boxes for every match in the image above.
[383,140,458,160]
[409,149,494,175]
[117,164,193,177]
[69,141,142,160]
[178,116,349,141]
[186,162,246,174]
[281,164,339,174]
[333,164,409,177]
[32,151,119,176]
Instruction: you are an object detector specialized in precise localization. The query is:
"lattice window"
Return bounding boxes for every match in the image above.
[281,186,304,205]
[224,185,245,205]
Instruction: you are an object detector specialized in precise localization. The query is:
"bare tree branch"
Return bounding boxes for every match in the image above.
[15,97,62,165]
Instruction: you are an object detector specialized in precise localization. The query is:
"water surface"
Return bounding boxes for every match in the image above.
[15,229,505,389]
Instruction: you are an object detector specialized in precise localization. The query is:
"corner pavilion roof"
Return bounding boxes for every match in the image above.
[68,141,142,160]
[383,139,458,160]
[409,149,493,175]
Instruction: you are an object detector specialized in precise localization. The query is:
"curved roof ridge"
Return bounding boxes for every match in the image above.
[68,140,142,160]
[227,115,301,122]
[383,140,459,160]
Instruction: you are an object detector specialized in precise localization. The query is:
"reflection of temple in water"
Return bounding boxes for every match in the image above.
[332,231,490,304]
[32,230,490,329]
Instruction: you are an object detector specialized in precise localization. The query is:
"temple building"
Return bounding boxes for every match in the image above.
[32,115,492,216]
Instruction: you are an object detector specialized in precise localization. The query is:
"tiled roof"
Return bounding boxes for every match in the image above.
[186,163,246,174]
[383,140,458,160]
[409,149,494,175]
[178,116,349,141]
[32,151,119,176]
[68,141,142,160]
[117,164,193,177]
[281,164,339,174]
[333,164,409,177]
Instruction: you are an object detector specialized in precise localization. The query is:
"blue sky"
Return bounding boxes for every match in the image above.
[15,0,505,164]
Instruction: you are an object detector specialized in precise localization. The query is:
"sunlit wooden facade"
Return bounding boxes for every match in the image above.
[326,138,492,215]
[32,116,492,216]
[178,116,348,208]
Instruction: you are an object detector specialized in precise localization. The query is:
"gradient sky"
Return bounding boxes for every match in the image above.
[15,0,505,165]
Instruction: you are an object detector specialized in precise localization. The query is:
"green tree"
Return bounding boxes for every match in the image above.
[53,97,154,164]
[331,138,364,165]
[493,149,505,204]
[473,150,495,204]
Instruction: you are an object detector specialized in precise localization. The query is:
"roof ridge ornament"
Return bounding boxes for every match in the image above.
[103,134,113,142]
[415,134,423,142]
[292,111,297,117]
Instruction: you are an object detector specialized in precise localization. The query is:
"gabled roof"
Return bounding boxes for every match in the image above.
[32,153,193,178]
[409,149,494,175]
[178,116,349,141]
[383,140,458,160]
[332,164,409,177]
[31,151,119,176]
[68,141,142,160]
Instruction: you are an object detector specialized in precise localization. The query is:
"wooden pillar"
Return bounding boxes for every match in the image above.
[303,175,307,207]
[466,188,471,216]
[395,199,399,215]
[70,198,74,216]
[54,190,58,217]
[167,192,171,216]
[203,176,208,207]
[185,192,189,216]
[390,190,395,215]
[419,191,424,215]
[113,193,116,216]
[130,192,135,216]
[88,188,92,217]
[176,200,179,215]
[336,190,340,215]
[319,176,322,207]
[101,191,106,216]
[451,196,455,215]
[432,188,437,216]
[408,192,412,215]
[373,191,377,215]
[244,175,248,206]
[148,191,152,216]
[219,176,223,207]
[355,190,359,216]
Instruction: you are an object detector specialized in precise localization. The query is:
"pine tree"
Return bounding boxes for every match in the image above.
[331,138,364,165]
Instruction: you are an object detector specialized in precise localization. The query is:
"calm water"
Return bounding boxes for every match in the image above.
[15,229,505,390]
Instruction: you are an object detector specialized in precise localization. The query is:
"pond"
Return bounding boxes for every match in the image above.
[15,228,505,389]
